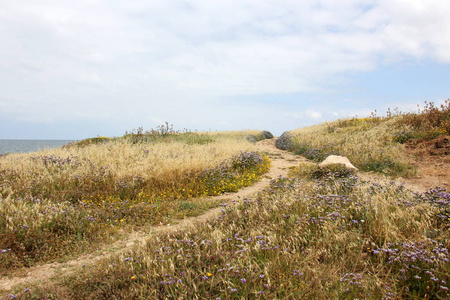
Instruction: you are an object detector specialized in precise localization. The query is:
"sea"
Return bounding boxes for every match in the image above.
[0,140,75,155]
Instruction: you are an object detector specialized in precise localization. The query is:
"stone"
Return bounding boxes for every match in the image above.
[319,155,358,171]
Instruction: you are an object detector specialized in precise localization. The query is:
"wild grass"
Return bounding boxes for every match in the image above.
[0,130,271,273]
[287,117,414,177]
[13,165,449,299]
[282,100,450,177]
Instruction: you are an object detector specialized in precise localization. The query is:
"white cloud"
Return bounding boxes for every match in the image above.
[285,109,323,120]
[0,0,449,137]
[306,110,323,119]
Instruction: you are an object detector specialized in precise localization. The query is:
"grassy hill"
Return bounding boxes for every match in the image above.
[278,100,450,178]
[1,106,449,299]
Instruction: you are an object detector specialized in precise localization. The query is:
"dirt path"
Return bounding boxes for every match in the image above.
[0,139,307,293]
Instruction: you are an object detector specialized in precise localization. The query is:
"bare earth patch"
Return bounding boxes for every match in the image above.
[405,135,450,190]
[359,135,450,192]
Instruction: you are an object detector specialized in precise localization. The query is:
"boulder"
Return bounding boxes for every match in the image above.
[319,155,358,171]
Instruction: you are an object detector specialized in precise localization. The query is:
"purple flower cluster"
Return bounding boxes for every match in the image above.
[31,154,81,168]
[268,176,300,190]
[340,273,362,285]
[339,273,365,296]
[231,152,264,171]
[372,240,449,297]
[413,187,450,228]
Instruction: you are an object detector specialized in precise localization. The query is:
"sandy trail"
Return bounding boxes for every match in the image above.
[0,139,307,293]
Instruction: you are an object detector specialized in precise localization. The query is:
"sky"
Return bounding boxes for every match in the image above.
[1,0,449,140]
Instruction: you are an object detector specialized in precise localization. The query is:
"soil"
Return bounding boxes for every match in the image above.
[404,135,450,190]
[358,135,450,192]
[1,137,448,295]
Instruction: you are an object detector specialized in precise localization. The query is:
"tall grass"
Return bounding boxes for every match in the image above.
[286,117,414,176]
[0,131,271,273]
[281,100,450,177]
[15,167,449,299]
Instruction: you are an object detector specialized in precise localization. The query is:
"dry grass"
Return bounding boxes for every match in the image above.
[0,131,271,273]
[2,110,450,299]
[288,116,414,176]
[285,100,450,178]
[15,169,449,299]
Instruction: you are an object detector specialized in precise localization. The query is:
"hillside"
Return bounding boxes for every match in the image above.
[1,111,449,299]
[277,100,450,191]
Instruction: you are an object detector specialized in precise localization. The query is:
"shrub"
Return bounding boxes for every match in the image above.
[261,130,274,139]
[245,131,274,143]
[275,131,294,150]
[393,131,414,144]
[69,136,111,147]
[311,164,357,180]
[246,135,258,143]
[288,162,319,178]
[396,100,450,140]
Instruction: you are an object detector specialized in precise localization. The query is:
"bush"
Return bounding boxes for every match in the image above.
[69,136,112,147]
[396,100,450,140]
[261,131,274,139]
[288,162,319,178]
[311,164,357,180]
[275,132,294,150]
[393,131,414,144]
[245,131,274,143]
[246,135,258,143]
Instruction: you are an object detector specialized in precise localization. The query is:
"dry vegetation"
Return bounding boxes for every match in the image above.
[0,130,270,275]
[282,100,450,178]
[9,167,448,299]
[2,103,450,299]
[288,117,413,176]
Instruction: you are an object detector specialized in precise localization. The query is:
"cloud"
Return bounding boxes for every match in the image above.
[0,0,449,138]
[285,109,323,121]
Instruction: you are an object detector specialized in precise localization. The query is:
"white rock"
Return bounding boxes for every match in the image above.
[319,155,358,170]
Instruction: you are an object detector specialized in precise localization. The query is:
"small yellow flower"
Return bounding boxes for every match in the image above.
[131,275,136,280]
[207,272,213,276]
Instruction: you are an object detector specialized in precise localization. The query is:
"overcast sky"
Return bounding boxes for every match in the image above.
[1,0,449,139]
